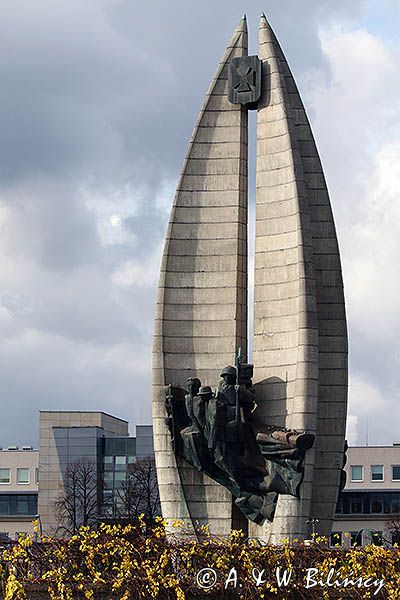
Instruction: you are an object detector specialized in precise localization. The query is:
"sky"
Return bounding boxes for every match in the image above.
[0,0,399,447]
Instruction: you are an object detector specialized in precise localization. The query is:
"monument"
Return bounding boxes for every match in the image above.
[152,14,347,543]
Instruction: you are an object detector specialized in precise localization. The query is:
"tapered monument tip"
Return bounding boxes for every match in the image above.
[242,13,247,21]
[260,12,269,29]
[237,13,247,33]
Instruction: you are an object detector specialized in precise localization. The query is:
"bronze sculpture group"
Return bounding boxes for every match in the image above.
[165,351,315,524]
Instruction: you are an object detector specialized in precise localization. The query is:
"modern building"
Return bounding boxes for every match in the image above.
[135,425,155,459]
[103,425,156,518]
[38,412,154,534]
[0,446,39,540]
[332,443,400,546]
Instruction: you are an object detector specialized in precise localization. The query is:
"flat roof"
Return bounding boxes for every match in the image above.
[0,448,38,452]
[349,444,400,448]
[39,410,128,423]
[341,488,400,494]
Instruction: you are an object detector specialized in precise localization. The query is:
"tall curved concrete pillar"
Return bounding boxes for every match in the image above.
[251,15,318,543]
[250,15,347,542]
[152,16,248,535]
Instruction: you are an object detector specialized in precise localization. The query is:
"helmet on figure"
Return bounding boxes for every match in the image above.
[186,377,201,394]
[220,366,236,378]
[187,377,201,386]
[198,386,213,397]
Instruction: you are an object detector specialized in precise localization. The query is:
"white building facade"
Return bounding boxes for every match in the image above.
[0,446,39,541]
[332,444,400,546]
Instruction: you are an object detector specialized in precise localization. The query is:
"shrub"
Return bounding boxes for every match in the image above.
[0,518,399,600]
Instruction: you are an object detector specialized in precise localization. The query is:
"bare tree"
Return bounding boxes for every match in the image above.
[386,512,400,545]
[54,457,104,536]
[115,456,160,525]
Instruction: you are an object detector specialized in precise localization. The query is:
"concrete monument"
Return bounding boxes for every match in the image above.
[152,14,347,543]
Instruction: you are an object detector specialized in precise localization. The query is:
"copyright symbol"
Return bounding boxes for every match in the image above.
[196,568,217,589]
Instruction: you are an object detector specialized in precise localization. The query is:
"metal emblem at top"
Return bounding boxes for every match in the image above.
[228,55,261,107]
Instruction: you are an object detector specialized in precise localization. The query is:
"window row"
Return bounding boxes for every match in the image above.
[0,494,38,516]
[350,464,400,482]
[336,492,400,515]
[0,468,39,485]
[103,437,136,457]
[103,455,137,471]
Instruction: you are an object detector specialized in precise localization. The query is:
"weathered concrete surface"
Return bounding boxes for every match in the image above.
[250,15,347,543]
[153,14,347,542]
[152,17,248,535]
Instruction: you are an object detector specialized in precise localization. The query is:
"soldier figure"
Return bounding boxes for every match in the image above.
[184,378,201,431]
[196,386,213,436]
[181,379,216,471]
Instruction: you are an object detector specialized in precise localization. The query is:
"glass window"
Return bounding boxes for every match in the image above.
[370,495,383,513]
[0,497,9,515]
[28,495,37,515]
[104,472,113,490]
[115,456,126,471]
[114,472,126,487]
[391,499,400,514]
[350,531,362,546]
[330,532,342,546]
[390,499,400,513]
[35,468,39,484]
[9,496,16,514]
[127,438,136,454]
[104,439,114,455]
[127,455,137,464]
[113,439,127,455]
[104,456,113,471]
[350,497,363,514]
[392,465,400,481]
[16,496,28,515]
[17,468,29,484]
[384,494,392,514]
[351,465,363,481]
[371,465,384,481]
[341,495,350,514]
[0,468,10,484]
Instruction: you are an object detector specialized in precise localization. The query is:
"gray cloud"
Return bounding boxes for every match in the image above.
[2,0,397,448]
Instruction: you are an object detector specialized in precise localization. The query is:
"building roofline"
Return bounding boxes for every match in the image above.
[52,425,103,429]
[0,448,38,452]
[341,488,400,493]
[349,445,400,449]
[39,410,128,424]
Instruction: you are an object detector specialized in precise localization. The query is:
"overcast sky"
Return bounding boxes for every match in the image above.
[0,0,399,447]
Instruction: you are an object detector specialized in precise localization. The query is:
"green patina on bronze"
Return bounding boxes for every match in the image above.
[165,351,315,525]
